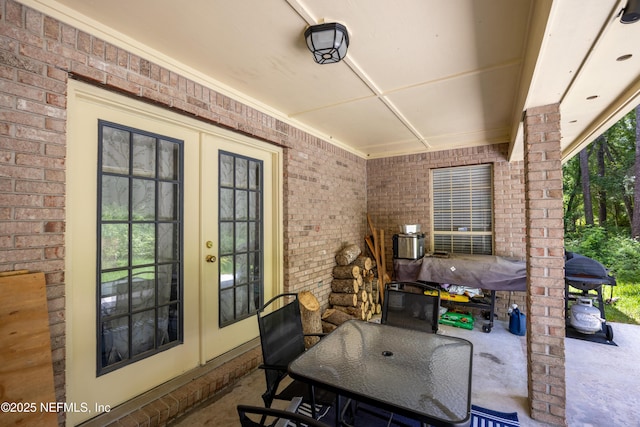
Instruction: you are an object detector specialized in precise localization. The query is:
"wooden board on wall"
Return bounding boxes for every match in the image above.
[0,271,58,426]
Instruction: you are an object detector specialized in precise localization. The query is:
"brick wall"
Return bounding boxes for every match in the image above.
[0,1,365,424]
[283,136,367,305]
[366,143,528,318]
[523,104,566,426]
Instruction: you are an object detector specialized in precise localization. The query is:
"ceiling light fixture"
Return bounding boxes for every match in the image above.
[304,23,349,64]
[621,0,640,23]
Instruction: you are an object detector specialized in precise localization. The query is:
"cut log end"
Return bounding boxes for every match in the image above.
[299,290,320,311]
[335,244,362,266]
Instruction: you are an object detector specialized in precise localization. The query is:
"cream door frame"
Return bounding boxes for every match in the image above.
[65,80,282,425]
[199,130,282,362]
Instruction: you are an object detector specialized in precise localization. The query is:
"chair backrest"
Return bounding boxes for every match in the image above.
[381,281,440,333]
[237,404,331,427]
[257,293,306,389]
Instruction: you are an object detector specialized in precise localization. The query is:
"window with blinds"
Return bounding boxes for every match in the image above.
[431,164,493,255]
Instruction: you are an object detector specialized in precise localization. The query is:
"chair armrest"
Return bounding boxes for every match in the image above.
[274,397,303,427]
[303,332,327,338]
[237,403,330,427]
[259,363,289,372]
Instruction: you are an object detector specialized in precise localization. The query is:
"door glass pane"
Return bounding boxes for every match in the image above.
[158,139,179,180]
[249,192,258,220]
[250,252,261,282]
[100,272,129,317]
[102,176,129,220]
[158,303,179,345]
[131,267,155,311]
[235,253,248,285]
[132,134,156,177]
[220,288,234,324]
[101,224,129,269]
[220,255,234,288]
[235,190,248,220]
[220,188,234,220]
[132,310,156,356]
[248,222,257,251]
[235,157,248,189]
[218,151,263,327]
[248,161,260,190]
[220,223,234,253]
[219,153,234,186]
[97,121,183,374]
[157,223,178,262]
[157,264,178,305]
[235,285,249,317]
[158,182,178,220]
[102,317,129,367]
[132,179,155,220]
[235,222,248,252]
[132,223,155,265]
[102,127,130,174]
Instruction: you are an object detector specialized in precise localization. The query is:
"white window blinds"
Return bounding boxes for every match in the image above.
[432,164,493,254]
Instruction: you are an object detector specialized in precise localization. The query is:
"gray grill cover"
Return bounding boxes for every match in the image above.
[394,254,527,291]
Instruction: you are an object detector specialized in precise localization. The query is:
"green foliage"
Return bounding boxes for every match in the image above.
[562,108,640,325]
[566,227,640,325]
[101,204,157,268]
[603,281,640,324]
[606,235,640,283]
[563,109,637,231]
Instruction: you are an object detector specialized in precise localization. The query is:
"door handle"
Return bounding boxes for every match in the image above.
[205,255,217,263]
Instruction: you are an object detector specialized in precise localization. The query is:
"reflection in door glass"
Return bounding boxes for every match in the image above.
[218,151,263,326]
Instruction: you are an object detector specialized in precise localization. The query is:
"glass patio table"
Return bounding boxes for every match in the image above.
[288,320,473,427]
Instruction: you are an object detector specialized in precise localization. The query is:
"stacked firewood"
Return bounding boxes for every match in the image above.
[321,244,381,333]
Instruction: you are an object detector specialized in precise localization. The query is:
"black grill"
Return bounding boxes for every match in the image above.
[565,251,616,341]
[565,251,616,291]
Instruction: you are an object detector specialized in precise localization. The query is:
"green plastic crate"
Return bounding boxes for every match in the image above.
[439,312,474,330]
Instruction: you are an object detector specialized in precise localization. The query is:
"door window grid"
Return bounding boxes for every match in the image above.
[219,151,263,327]
[432,164,493,255]
[97,121,183,375]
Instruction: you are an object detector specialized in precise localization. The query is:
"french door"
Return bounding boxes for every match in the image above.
[199,133,281,362]
[66,81,281,425]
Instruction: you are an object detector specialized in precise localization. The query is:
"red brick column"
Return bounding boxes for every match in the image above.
[523,104,566,426]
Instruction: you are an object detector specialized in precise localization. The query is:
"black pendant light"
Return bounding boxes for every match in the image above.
[304,23,349,64]
[621,0,640,23]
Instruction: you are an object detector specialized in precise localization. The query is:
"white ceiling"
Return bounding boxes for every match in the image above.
[25,0,640,160]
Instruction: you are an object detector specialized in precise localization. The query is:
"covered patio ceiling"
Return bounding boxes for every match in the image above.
[27,0,640,160]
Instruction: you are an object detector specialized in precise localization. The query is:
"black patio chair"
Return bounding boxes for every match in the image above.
[382,281,441,333]
[257,293,335,419]
[237,399,331,427]
[342,281,441,427]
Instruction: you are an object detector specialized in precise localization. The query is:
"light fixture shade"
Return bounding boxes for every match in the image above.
[621,0,640,23]
[304,23,349,64]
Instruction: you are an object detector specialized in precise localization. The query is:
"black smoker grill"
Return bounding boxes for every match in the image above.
[565,251,616,340]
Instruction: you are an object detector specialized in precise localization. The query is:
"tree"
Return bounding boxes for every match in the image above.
[563,154,582,231]
[596,136,607,226]
[580,147,594,226]
[564,108,637,234]
[633,105,640,239]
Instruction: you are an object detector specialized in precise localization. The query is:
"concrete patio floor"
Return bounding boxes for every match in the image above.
[169,319,640,426]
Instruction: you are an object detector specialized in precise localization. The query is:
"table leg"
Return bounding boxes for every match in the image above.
[335,394,342,427]
[337,395,357,427]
